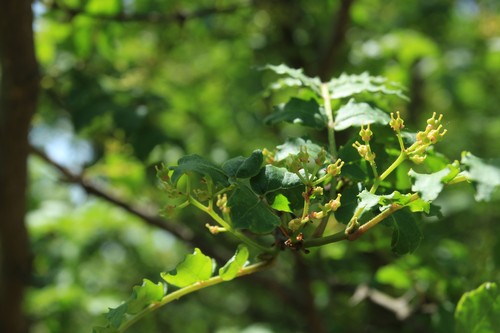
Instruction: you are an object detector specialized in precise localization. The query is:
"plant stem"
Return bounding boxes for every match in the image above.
[118,260,274,332]
[321,83,337,159]
[303,230,347,248]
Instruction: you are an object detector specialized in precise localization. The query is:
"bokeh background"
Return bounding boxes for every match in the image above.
[7,0,500,332]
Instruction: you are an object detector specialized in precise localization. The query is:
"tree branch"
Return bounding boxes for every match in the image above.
[43,0,249,24]
[29,145,194,241]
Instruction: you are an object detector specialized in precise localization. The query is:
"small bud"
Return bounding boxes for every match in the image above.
[262,148,275,164]
[326,193,342,212]
[310,211,325,220]
[288,218,302,232]
[389,111,405,132]
[315,148,327,166]
[359,124,373,142]
[326,159,344,177]
[312,186,324,197]
[410,154,426,164]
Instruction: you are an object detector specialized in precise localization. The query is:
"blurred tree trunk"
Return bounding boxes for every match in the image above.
[0,1,39,332]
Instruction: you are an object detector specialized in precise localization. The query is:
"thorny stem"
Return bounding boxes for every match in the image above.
[321,83,337,159]
[117,259,275,333]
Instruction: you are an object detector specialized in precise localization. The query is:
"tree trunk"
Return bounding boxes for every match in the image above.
[0,0,39,332]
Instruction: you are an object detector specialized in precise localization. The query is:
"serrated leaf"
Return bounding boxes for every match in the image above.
[227,185,281,233]
[222,150,263,179]
[270,193,293,213]
[387,209,422,255]
[379,191,430,213]
[327,72,408,100]
[105,303,128,329]
[161,248,214,288]
[408,167,453,201]
[264,97,327,129]
[170,154,229,187]
[273,137,327,163]
[357,190,381,211]
[461,152,500,201]
[262,64,321,93]
[334,98,391,131]
[126,279,165,315]
[219,245,249,281]
[455,282,500,333]
[250,165,302,195]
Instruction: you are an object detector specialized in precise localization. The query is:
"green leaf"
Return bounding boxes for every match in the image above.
[262,64,321,93]
[161,248,214,288]
[126,279,165,315]
[250,165,302,195]
[93,326,119,333]
[387,209,423,255]
[222,150,263,179]
[273,138,326,163]
[327,72,408,100]
[264,98,327,129]
[270,193,293,213]
[219,245,250,281]
[379,191,430,213]
[461,152,500,201]
[357,190,381,211]
[455,282,500,333]
[170,154,229,187]
[105,303,128,329]
[408,167,453,201]
[334,98,391,131]
[227,185,281,233]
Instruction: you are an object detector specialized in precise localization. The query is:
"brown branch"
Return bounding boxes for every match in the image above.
[318,0,356,80]
[43,0,249,24]
[29,145,194,241]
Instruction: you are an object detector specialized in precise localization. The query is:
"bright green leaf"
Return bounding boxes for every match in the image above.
[263,64,321,93]
[327,72,408,100]
[376,265,412,290]
[227,185,281,233]
[161,248,214,288]
[264,98,327,129]
[250,165,302,195]
[170,154,229,187]
[461,152,500,201]
[222,150,263,179]
[455,282,500,333]
[274,138,327,163]
[219,245,250,281]
[408,167,452,201]
[387,209,423,255]
[126,279,165,315]
[270,193,293,213]
[334,98,391,131]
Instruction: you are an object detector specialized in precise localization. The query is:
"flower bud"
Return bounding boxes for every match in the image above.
[389,111,405,132]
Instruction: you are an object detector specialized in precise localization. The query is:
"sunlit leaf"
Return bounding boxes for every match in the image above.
[161,248,214,288]
[270,193,293,213]
[334,99,391,131]
[264,97,327,129]
[408,167,453,201]
[219,245,249,281]
[126,279,165,315]
[455,282,500,333]
[327,72,408,100]
[273,138,327,163]
[227,185,281,233]
[170,154,229,187]
[387,209,422,255]
[222,150,263,179]
[263,64,321,93]
[461,152,500,201]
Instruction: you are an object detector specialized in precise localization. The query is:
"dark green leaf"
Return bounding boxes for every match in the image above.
[222,150,263,179]
[219,245,249,281]
[327,72,408,100]
[93,326,119,333]
[461,152,500,201]
[455,282,500,333]
[228,185,281,233]
[334,99,391,131]
[250,165,302,195]
[408,167,453,201]
[161,248,214,288]
[105,303,128,329]
[387,209,422,255]
[127,279,165,315]
[335,185,362,224]
[264,98,327,129]
[170,154,229,187]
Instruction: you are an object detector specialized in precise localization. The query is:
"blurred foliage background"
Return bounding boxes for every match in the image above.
[27,0,500,332]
